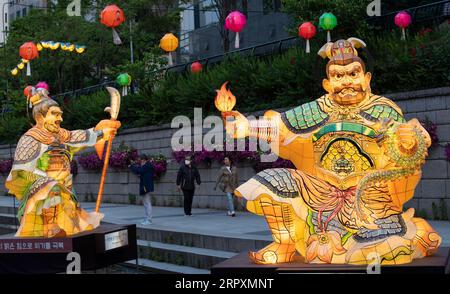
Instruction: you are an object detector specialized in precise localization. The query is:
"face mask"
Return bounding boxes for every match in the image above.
[185,160,191,165]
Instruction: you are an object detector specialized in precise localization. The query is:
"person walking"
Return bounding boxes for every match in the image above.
[130,154,154,225]
[214,156,239,217]
[176,155,201,216]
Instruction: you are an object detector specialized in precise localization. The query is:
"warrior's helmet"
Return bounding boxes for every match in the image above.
[318,38,367,75]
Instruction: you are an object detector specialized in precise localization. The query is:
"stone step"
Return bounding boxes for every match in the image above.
[0,213,17,226]
[136,226,270,253]
[0,205,17,215]
[137,239,236,270]
[0,224,16,236]
[123,258,210,274]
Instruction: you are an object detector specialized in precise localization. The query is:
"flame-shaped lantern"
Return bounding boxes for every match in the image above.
[214,82,236,113]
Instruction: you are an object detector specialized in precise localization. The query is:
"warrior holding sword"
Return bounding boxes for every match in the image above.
[5,83,121,238]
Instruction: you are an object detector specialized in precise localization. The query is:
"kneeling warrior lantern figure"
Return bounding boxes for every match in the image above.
[5,84,121,238]
[220,38,441,265]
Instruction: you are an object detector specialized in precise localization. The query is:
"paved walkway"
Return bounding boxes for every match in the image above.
[1,196,450,246]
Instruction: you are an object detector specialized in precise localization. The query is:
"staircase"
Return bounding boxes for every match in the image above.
[121,224,271,274]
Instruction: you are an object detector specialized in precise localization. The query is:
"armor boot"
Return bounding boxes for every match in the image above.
[249,196,297,264]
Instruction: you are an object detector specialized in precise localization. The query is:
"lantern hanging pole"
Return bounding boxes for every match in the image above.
[129,20,134,64]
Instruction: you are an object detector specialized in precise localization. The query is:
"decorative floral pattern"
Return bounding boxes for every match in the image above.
[306,231,346,263]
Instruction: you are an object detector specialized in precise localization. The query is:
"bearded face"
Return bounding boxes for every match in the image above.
[323,62,372,106]
[42,106,63,134]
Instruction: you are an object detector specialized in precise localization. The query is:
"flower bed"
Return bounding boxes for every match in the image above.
[173,141,294,173]
[77,143,167,179]
[0,159,13,175]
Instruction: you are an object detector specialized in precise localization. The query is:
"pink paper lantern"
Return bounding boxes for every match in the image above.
[298,22,316,53]
[395,11,412,40]
[225,11,247,49]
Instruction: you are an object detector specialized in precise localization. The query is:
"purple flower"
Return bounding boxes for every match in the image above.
[0,159,13,175]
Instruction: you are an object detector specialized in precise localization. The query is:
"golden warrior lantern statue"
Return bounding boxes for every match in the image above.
[218,38,441,265]
[5,83,121,238]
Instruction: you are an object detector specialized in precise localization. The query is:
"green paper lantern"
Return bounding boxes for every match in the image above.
[319,12,337,42]
[116,73,132,96]
[116,73,131,86]
[319,12,337,30]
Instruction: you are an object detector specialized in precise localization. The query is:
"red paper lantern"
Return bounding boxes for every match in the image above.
[100,5,125,45]
[19,42,39,76]
[298,22,316,53]
[191,62,203,73]
[23,85,34,98]
[19,42,39,61]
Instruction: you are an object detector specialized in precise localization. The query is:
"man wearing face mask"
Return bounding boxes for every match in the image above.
[176,155,201,216]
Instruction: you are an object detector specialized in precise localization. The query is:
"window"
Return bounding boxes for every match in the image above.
[22,8,27,16]
[16,11,21,18]
[4,13,7,23]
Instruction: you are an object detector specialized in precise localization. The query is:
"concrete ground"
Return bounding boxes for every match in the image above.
[1,196,449,246]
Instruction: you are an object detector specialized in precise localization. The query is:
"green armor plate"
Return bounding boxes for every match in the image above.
[281,101,329,134]
[360,104,405,123]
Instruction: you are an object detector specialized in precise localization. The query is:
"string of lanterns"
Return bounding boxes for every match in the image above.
[11,41,86,76]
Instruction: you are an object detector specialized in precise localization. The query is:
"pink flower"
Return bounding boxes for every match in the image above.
[305,231,346,263]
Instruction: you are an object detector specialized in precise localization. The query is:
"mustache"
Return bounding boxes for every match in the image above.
[334,84,364,93]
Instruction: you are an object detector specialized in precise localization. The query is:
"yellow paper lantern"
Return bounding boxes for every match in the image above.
[67,44,75,52]
[50,42,60,50]
[11,68,18,76]
[75,46,86,54]
[37,43,43,51]
[159,33,179,52]
[17,63,25,70]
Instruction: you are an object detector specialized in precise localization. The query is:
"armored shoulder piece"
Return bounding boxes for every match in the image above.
[360,103,405,123]
[281,100,329,134]
[14,135,41,164]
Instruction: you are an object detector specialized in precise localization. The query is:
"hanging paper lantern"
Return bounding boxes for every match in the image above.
[319,12,337,42]
[24,85,34,97]
[191,62,203,73]
[298,22,316,53]
[225,11,247,49]
[160,33,179,66]
[17,62,25,70]
[50,41,60,50]
[19,42,38,76]
[36,43,43,51]
[100,4,125,45]
[75,45,86,54]
[116,73,131,96]
[11,68,18,76]
[395,11,412,40]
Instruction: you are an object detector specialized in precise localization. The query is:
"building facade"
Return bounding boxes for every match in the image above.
[0,0,47,45]
[178,0,292,63]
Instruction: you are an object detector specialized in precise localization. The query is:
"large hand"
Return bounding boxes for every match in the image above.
[95,119,121,141]
[222,111,250,139]
[396,123,417,151]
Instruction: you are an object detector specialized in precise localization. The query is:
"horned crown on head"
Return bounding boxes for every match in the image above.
[318,37,367,67]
